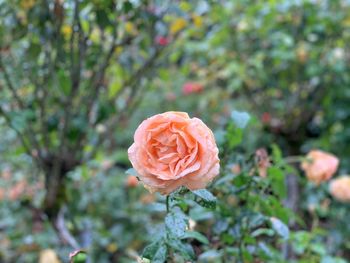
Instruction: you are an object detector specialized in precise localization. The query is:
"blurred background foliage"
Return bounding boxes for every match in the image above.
[0,0,349,262]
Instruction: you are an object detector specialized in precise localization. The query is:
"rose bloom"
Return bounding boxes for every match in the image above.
[329,176,350,202]
[128,112,220,195]
[155,36,170,46]
[301,150,339,184]
[182,82,203,95]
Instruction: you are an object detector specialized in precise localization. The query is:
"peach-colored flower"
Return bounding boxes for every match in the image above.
[128,111,220,195]
[301,150,339,184]
[329,176,350,202]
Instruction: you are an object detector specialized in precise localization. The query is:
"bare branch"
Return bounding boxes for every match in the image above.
[0,106,34,160]
[55,206,80,250]
[0,56,45,167]
[83,46,166,161]
[69,0,79,89]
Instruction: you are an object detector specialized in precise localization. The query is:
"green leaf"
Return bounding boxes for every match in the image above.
[231,110,251,129]
[242,248,253,262]
[58,69,72,96]
[182,231,209,245]
[321,256,347,263]
[270,217,289,240]
[167,238,195,260]
[143,241,159,259]
[226,124,243,149]
[8,110,32,132]
[165,207,187,238]
[142,240,167,263]
[191,189,217,209]
[123,1,133,13]
[108,80,122,98]
[268,167,287,198]
[251,228,275,237]
[291,231,311,255]
[271,144,282,163]
[198,250,222,262]
[310,242,327,256]
[153,243,168,263]
[108,64,124,98]
[95,9,111,28]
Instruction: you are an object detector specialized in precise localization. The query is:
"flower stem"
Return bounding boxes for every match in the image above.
[283,156,305,164]
[166,195,170,212]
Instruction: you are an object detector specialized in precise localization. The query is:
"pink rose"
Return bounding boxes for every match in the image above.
[329,176,350,202]
[182,82,203,95]
[301,150,339,184]
[128,111,220,195]
[155,36,170,46]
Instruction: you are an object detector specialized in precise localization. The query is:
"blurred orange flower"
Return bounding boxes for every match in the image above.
[301,150,339,184]
[126,176,139,188]
[8,180,27,201]
[329,176,350,202]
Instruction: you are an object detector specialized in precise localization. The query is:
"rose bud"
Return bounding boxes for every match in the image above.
[126,176,139,188]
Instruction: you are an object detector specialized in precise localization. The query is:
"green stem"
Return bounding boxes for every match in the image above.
[166,195,170,212]
[283,156,305,164]
[238,177,254,262]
